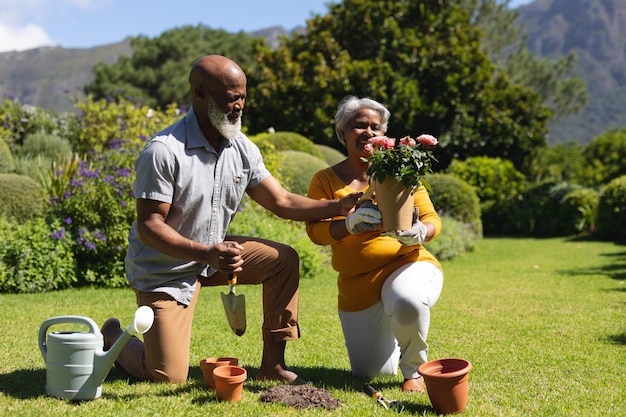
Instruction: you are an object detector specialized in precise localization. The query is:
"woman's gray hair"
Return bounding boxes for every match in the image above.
[334,96,391,147]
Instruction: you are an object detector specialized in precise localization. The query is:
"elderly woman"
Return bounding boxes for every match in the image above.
[305,96,444,392]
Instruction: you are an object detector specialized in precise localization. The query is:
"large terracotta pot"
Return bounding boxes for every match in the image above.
[418,358,472,414]
[375,178,414,233]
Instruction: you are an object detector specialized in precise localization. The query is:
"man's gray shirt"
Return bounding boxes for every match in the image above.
[125,108,271,305]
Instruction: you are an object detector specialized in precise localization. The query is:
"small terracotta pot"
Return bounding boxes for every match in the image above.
[418,358,472,414]
[213,365,247,402]
[375,178,415,233]
[199,357,238,389]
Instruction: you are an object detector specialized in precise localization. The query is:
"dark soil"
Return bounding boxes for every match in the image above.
[260,384,343,410]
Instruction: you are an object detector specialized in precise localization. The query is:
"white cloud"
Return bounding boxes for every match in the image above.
[0,22,55,53]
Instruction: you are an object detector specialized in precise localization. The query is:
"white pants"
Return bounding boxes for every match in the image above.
[338,261,443,380]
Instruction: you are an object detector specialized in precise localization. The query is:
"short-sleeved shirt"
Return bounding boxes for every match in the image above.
[125,108,271,305]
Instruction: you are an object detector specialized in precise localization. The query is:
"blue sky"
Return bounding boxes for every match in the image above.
[0,0,533,53]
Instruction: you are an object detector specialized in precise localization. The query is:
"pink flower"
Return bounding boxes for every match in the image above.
[416,134,438,146]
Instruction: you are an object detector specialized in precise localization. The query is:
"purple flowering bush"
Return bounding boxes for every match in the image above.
[47,143,139,287]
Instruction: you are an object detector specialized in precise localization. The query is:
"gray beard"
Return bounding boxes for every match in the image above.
[207,97,242,144]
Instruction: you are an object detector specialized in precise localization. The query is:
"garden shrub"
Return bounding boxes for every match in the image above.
[278,150,329,195]
[517,181,583,237]
[0,96,63,148]
[425,173,482,237]
[424,215,478,261]
[0,173,47,222]
[228,196,328,279]
[18,132,73,161]
[47,143,138,288]
[596,175,626,242]
[584,129,626,184]
[448,156,526,235]
[0,139,14,173]
[316,144,345,165]
[560,187,600,235]
[254,131,325,160]
[69,95,181,154]
[0,216,77,293]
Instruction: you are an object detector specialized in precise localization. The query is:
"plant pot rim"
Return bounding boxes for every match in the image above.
[418,357,472,379]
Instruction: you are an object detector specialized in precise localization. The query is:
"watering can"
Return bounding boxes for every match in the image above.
[38,306,154,400]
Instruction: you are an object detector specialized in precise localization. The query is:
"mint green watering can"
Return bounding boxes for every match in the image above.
[38,306,154,400]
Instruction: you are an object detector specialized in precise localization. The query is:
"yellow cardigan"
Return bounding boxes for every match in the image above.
[306,166,443,312]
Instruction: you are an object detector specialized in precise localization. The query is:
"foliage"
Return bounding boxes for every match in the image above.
[85,26,265,109]
[447,156,526,204]
[0,138,14,173]
[278,151,329,196]
[447,156,526,234]
[423,215,478,261]
[227,197,328,279]
[531,142,589,185]
[364,135,438,189]
[316,144,346,165]
[0,96,69,148]
[560,187,600,235]
[46,144,138,287]
[253,131,325,160]
[70,95,182,154]
[596,175,626,242]
[584,128,626,185]
[461,0,587,120]
[247,0,550,174]
[426,173,482,237]
[0,173,47,222]
[16,131,72,161]
[0,216,77,293]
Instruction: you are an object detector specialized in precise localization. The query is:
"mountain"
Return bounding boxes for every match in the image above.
[1,1,625,145]
[518,0,626,144]
[0,39,132,114]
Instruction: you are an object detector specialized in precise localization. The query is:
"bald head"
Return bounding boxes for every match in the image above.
[189,55,246,93]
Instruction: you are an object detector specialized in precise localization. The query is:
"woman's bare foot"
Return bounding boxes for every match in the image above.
[402,376,425,393]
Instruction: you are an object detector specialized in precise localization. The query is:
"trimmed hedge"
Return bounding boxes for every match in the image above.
[0,173,47,222]
[426,173,482,237]
[596,175,626,241]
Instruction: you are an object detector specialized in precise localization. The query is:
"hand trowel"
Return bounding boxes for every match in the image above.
[220,273,246,336]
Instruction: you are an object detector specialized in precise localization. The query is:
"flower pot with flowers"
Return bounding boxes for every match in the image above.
[362,134,438,233]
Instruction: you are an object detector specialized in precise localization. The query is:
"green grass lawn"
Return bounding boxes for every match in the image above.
[1,237,624,416]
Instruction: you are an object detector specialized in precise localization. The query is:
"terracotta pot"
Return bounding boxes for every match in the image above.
[199,357,238,389]
[213,365,247,402]
[375,178,415,233]
[418,358,472,414]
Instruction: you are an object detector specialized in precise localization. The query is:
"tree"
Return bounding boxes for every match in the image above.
[462,0,588,119]
[247,0,550,174]
[85,25,265,109]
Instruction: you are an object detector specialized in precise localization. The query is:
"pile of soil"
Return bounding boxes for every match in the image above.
[260,384,342,410]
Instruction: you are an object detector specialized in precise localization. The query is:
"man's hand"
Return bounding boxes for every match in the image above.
[208,241,244,273]
[338,192,363,216]
[345,204,382,234]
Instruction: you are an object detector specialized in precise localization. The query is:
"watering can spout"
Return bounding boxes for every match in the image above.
[93,306,154,386]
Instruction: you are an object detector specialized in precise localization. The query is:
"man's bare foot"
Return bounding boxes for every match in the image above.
[101,318,122,351]
[256,365,306,384]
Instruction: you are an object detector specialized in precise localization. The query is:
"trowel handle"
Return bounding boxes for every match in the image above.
[228,273,237,286]
[38,316,100,360]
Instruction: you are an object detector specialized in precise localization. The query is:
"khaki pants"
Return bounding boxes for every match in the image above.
[115,236,300,383]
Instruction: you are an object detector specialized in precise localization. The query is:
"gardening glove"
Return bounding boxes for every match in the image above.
[385,207,427,246]
[345,203,382,234]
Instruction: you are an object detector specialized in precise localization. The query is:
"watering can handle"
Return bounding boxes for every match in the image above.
[38,315,101,360]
